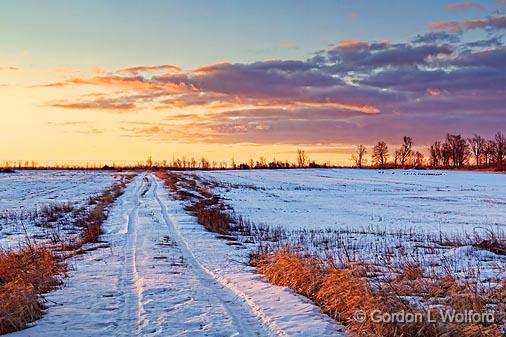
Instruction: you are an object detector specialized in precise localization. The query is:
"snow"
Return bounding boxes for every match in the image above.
[0,170,117,247]
[196,169,506,235]
[9,173,342,337]
[195,169,506,284]
[5,169,504,336]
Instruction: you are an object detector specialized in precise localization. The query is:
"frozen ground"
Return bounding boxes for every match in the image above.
[4,169,503,336]
[9,173,342,337]
[197,169,506,235]
[0,170,118,247]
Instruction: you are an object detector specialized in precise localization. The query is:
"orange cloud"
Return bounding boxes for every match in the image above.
[447,2,484,12]
[118,64,181,74]
[335,39,369,49]
[50,97,136,111]
[39,74,192,93]
[431,15,506,32]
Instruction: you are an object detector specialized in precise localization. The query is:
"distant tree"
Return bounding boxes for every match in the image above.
[399,136,413,168]
[351,145,367,168]
[393,149,402,168]
[200,157,210,169]
[258,156,267,168]
[372,141,389,168]
[446,134,469,167]
[297,149,308,168]
[146,155,153,169]
[440,142,452,168]
[495,131,505,170]
[414,151,424,167]
[484,140,496,167]
[429,141,442,167]
[468,134,485,166]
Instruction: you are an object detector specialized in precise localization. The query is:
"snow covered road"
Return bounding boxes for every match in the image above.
[10,174,268,336]
[10,173,341,337]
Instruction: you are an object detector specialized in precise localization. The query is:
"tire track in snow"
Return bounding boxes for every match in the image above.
[152,174,271,337]
[118,173,146,336]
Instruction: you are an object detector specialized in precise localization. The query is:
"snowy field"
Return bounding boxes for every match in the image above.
[196,169,506,285]
[2,169,504,336]
[197,169,506,235]
[0,170,118,247]
[8,173,341,337]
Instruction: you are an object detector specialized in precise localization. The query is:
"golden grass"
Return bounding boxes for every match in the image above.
[252,247,505,337]
[156,171,232,234]
[0,246,64,334]
[0,173,135,334]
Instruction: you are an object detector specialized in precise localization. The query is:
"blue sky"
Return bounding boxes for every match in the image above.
[0,0,495,69]
[0,0,504,163]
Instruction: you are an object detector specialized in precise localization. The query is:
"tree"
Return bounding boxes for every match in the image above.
[495,131,505,170]
[440,142,452,168]
[484,140,496,167]
[429,141,442,167]
[446,134,469,167]
[372,141,389,168]
[297,149,308,168]
[351,145,367,168]
[200,157,210,169]
[468,134,485,166]
[393,149,402,168]
[399,136,413,168]
[414,151,424,167]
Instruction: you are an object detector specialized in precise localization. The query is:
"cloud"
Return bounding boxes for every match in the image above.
[50,97,136,111]
[77,128,105,134]
[447,2,484,12]
[118,64,181,74]
[431,15,506,32]
[39,21,506,146]
[0,66,19,71]
[411,31,461,44]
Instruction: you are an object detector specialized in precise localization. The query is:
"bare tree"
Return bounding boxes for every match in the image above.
[468,134,485,166]
[414,151,424,167]
[441,142,452,168]
[446,134,469,167]
[495,131,505,170]
[200,157,210,169]
[484,140,496,167]
[297,149,308,168]
[351,145,367,168]
[372,141,389,168]
[393,149,401,168]
[429,141,442,167]
[399,136,413,168]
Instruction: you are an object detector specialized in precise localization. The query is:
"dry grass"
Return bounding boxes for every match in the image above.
[156,171,506,336]
[184,198,232,235]
[252,247,505,337]
[79,174,133,244]
[0,245,64,334]
[0,173,135,334]
[157,171,232,235]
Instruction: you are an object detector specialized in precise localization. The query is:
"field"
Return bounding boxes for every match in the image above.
[0,169,504,336]
[0,170,117,248]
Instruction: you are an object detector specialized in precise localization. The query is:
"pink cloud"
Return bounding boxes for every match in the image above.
[447,2,484,12]
[431,15,506,32]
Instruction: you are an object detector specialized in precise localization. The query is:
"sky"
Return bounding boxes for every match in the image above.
[1,0,505,165]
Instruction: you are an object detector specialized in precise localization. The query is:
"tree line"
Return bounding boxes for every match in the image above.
[352,132,506,170]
